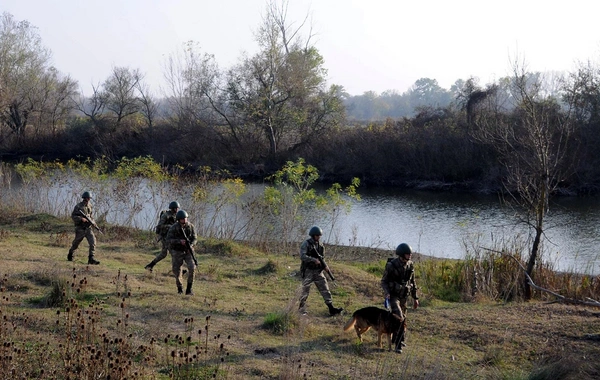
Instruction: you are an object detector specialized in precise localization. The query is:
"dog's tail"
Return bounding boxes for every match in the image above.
[343,316,356,332]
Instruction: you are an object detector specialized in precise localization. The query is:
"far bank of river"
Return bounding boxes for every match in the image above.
[327,188,600,275]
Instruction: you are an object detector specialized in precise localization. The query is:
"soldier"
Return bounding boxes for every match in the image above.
[145,201,180,271]
[298,226,343,316]
[67,191,100,265]
[381,243,419,353]
[166,210,197,295]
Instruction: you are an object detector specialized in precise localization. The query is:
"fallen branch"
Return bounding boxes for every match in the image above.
[479,247,600,308]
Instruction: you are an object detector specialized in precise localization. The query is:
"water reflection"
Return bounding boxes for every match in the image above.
[5,174,600,274]
[332,188,600,275]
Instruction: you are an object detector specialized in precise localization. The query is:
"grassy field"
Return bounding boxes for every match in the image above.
[1,212,599,379]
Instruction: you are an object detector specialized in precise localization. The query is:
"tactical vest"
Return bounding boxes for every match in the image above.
[156,210,176,236]
[304,240,324,269]
[386,258,414,296]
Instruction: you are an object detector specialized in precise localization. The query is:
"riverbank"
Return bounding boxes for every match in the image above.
[1,212,599,379]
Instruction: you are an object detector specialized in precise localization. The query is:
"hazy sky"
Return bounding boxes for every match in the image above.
[3,0,600,96]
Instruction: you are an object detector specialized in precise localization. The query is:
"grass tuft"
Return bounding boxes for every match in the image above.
[255,259,278,275]
[262,310,297,335]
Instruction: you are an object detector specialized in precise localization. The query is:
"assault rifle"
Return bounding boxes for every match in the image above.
[309,246,335,281]
[180,226,198,266]
[78,210,103,234]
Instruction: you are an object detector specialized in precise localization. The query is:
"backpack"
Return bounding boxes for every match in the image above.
[154,210,167,234]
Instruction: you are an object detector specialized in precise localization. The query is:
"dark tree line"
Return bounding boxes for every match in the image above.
[2,8,600,198]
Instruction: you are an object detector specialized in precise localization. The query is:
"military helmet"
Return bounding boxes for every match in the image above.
[169,201,180,210]
[82,191,92,199]
[309,226,323,237]
[396,243,413,256]
[175,210,188,220]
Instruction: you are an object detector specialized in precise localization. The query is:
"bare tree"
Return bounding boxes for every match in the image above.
[30,67,77,137]
[470,60,577,299]
[74,82,106,128]
[103,66,142,127]
[162,41,218,130]
[136,80,157,130]
[0,12,51,142]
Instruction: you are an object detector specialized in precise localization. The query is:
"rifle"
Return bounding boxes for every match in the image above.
[78,210,103,234]
[180,226,198,266]
[309,246,335,281]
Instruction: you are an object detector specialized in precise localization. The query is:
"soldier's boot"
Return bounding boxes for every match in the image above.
[177,285,183,294]
[394,330,406,353]
[185,284,194,296]
[299,301,307,315]
[88,257,100,265]
[67,250,74,261]
[399,330,407,347]
[327,303,343,316]
[145,261,155,272]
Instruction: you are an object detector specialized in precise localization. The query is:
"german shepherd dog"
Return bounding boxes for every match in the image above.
[343,306,406,351]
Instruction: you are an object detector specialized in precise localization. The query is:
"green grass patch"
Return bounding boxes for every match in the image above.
[262,311,297,335]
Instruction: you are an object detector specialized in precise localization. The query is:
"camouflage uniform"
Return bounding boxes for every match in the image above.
[381,255,418,351]
[166,221,197,294]
[298,237,342,315]
[381,256,418,320]
[68,200,98,264]
[145,209,178,270]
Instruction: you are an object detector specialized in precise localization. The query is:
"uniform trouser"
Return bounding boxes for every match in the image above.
[389,295,408,321]
[150,239,169,265]
[390,295,408,345]
[299,268,332,311]
[171,249,196,288]
[69,227,96,258]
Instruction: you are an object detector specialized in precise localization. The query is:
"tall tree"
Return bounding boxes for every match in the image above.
[103,66,142,128]
[470,62,576,299]
[220,0,344,158]
[406,77,452,109]
[162,41,218,130]
[31,67,77,137]
[0,12,51,141]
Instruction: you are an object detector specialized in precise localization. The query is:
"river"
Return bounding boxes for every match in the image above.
[328,188,600,275]
[5,175,600,274]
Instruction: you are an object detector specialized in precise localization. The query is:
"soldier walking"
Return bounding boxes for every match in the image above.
[145,201,180,271]
[166,210,197,295]
[381,243,419,352]
[298,226,343,316]
[67,191,100,265]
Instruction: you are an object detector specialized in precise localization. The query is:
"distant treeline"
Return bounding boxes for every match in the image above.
[2,11,600,195]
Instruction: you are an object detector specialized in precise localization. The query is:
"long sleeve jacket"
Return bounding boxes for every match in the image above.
[300,238,324,269]
[166,222,197,251]
[71,201,93,228]
[381,257,418,299]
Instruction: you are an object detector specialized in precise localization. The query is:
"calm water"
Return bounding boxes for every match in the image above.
[325,188,600,275]
[9,177,600,274]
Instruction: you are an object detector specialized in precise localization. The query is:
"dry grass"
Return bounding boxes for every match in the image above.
[1,213,600,379]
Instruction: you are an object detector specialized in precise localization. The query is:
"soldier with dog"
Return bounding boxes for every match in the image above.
[381,242,419,352]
